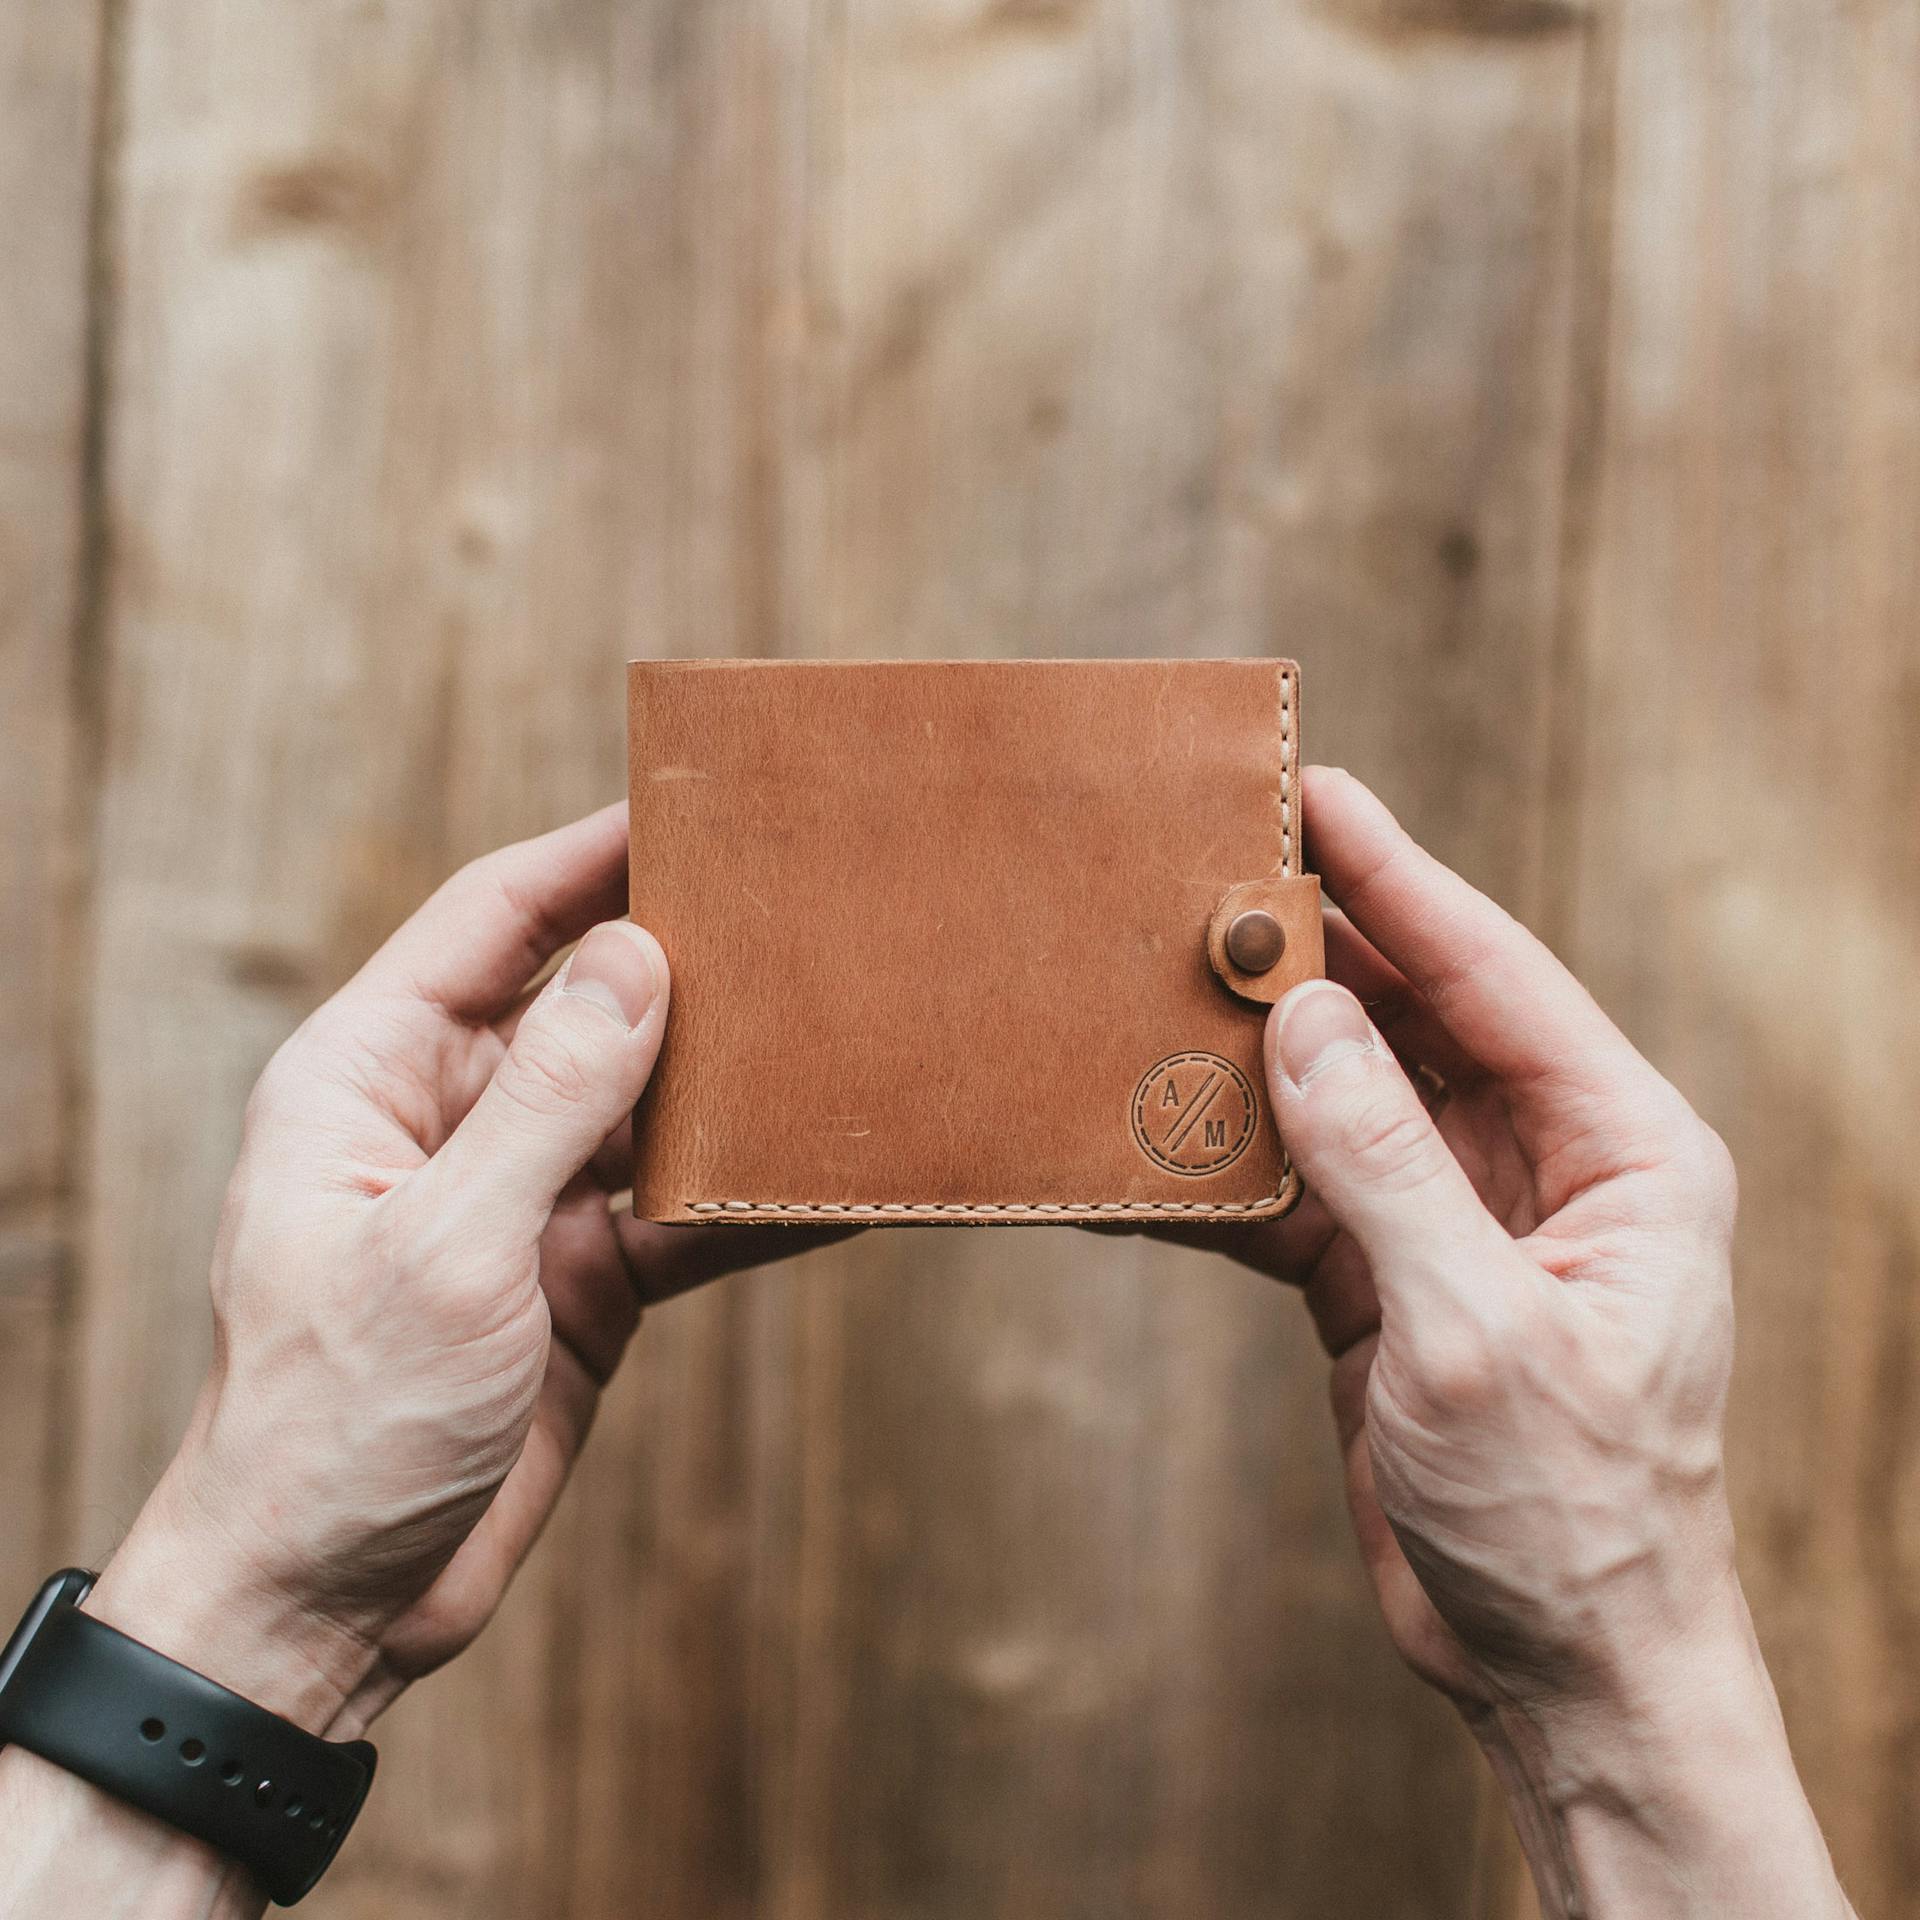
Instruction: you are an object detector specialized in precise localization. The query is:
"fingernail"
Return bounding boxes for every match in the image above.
[1271,983,1376,1090]
[562,922,661,1032]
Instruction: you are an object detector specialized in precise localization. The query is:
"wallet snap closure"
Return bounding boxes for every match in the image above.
[1225,909,1286,972]
[1207,876,1324,1005]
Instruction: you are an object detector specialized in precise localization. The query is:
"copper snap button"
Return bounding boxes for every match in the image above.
[1225,909,1286,973]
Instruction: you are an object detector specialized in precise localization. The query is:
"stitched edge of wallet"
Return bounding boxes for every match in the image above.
[1278,660,1294,875]
[683,1186,1295,1222]
[674,661,1302,1224]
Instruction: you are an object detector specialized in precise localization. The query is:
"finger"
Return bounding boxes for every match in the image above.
[1108,1155,1381,1353]
[356,802,629,1023]
[491,977,550,1050]
[389,1330,605,1682]
[1323,910,1480,1089]
[1266,979,1515,1311]
[538,1174,649,1380]
[1328,1340,1449,1675]
[587,1112,636,1192]
[614,1218,859,1304]
[1102,1193,1338,1286]
[1305,768,1663,1114]
[1330,1339,1398,1580]
[1299,1229,1383,1361]
[419,919,668,1233]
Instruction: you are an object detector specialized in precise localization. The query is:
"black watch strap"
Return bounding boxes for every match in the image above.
[0,1570,377,1906]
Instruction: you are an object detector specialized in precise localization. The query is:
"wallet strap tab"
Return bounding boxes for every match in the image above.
[1207,876,1326,1005]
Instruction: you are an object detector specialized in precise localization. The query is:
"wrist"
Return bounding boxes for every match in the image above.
[1476,1576,1849,1919]
[0,1745,269,1920]
[82,1453,392,1742]
[0,1471,380,1920]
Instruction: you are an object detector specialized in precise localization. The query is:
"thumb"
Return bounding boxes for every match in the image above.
[427,920,669,1231]
[1265,981,1502,1292]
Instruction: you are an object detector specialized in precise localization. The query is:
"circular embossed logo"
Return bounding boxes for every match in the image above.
[1131,1052,1259,1176]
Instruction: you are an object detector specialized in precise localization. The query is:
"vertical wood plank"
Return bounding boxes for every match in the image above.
[74,1,828,1914]
[1562,0,1920,1913]
[780,4,1595,1915]
[0,0,106,1601]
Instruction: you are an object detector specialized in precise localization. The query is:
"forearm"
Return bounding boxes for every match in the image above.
[1480,1582,1853,1920]
[0,1473,386,1920]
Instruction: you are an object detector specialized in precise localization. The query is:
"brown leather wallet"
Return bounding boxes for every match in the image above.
[627,659,1323,1226]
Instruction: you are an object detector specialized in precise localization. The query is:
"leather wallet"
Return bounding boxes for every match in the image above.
[627,659,1324,1226]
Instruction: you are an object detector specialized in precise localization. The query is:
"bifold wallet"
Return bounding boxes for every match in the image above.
[627,659,1324,1226]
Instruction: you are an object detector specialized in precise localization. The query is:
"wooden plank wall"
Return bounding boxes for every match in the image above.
[2,1,1915,1915]
[0,0,102,1622]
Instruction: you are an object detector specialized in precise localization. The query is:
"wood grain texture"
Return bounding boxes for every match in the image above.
[4,0,1917,1914]
[66,1,826,1914]
[0,0,105,1606]
[1559,3,1920,1912]
[790,6,1593,1915]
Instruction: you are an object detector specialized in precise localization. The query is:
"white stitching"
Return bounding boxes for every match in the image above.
[682,1190,1292,1220]
[1279,662,1294,876]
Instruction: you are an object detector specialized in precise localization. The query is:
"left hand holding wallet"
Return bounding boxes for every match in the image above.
[78,802,840,1731]
[0,801,837,1912]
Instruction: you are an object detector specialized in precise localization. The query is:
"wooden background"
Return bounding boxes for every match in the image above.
[3,0,1916,1914]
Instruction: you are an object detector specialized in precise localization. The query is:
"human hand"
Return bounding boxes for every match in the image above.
[83,803,837,1740]
[1142,768,1848,1917]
